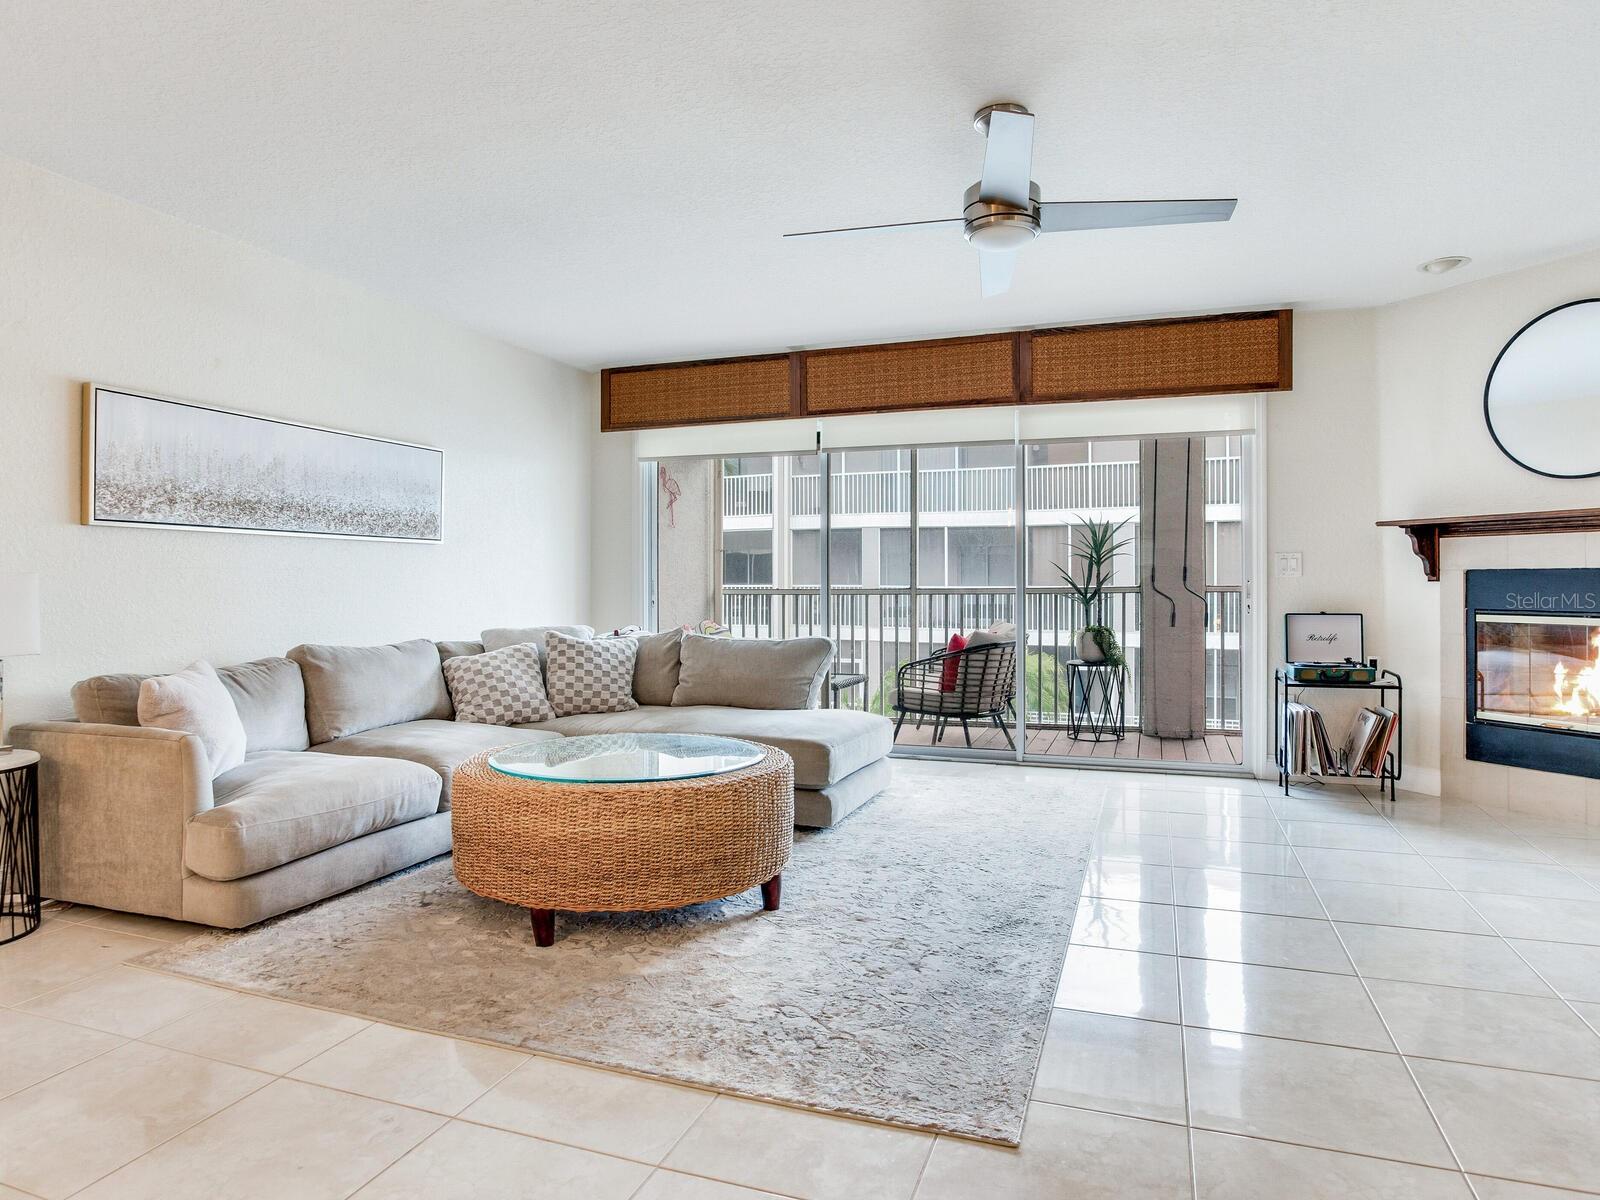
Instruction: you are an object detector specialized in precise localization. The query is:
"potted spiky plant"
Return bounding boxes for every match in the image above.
[1053,516,1130,667]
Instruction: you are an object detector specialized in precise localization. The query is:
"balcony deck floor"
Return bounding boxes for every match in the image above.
[890,720,1243,765]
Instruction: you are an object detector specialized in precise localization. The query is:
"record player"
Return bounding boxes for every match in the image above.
[1285,612,1377,682]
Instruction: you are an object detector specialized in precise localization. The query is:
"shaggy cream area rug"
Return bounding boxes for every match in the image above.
[140,771,1099,1144]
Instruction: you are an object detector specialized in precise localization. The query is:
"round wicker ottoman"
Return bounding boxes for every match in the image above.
[451,736,794,947]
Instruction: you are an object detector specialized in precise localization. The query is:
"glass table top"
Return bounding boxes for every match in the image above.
[488,733,765,784]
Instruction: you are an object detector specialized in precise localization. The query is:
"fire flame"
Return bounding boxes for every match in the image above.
[1552,632,1600,717]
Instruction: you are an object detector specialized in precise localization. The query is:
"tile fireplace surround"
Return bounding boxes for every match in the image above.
[1442,533,1600,824]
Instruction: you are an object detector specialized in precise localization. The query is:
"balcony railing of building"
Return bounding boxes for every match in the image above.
[719,584,1242,734]
[722,456,1240,520]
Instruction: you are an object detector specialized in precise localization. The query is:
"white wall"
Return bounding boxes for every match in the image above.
[587,426,643,635]
[1267,251,1600,797]
[1373,248,1600,799]
[1262,309,1387,775]
[0,154,596,731]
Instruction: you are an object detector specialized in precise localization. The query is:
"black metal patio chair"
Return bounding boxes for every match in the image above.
[891,639,1017,749]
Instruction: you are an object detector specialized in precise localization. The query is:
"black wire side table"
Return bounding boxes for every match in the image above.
[1064,660,1127,742]
[2,749,41,944]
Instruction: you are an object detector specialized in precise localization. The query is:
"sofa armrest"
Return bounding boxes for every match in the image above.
[11,721,214,919]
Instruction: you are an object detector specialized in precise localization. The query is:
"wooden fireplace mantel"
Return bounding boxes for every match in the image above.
[1377,509,1600,581]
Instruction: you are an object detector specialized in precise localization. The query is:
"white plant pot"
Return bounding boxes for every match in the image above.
[1076,629,1105,662]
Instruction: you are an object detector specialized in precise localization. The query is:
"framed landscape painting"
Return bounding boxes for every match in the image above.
[82,384,444,542]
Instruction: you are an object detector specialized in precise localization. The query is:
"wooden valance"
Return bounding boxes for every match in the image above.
[600,309,1292,432]
[1031,310,1288,402]
[1378,509,1600,581]
[804,335,1017,413]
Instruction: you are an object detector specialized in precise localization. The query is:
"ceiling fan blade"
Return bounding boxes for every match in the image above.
[783,217,962,240]
[978,250,1017,298]
[1037,198,1237,234]
[979,109,1034,208]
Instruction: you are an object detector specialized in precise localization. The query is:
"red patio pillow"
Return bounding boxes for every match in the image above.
[939,633,967,691]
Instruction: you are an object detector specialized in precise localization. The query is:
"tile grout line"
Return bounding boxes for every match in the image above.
[13,964,234,1037]
[52,1063,279,1200]
[1077,779,1506,1186]
[16,771,1594,1198]
[329,1118,452,1200]
[906,1129,940,1200]
[0,1028,128,1108]
[1290,812,1483,1199]
[1034,1096,1514,1186]
[1170,862,1201,1200]
[1383,818,1600,1059]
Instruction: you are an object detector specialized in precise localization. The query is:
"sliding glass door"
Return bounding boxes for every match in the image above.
[1017,434,1247,767]
[648,429,1252,772]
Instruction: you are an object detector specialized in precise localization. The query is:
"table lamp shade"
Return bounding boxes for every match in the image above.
[0,574,41,658]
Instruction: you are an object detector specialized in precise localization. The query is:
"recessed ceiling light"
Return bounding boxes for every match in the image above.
[1418,255,1472,275]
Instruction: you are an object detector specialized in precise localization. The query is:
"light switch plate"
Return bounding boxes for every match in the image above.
[1274,552,1303,578]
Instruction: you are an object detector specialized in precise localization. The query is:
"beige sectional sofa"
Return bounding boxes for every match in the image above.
[14,630,893,929]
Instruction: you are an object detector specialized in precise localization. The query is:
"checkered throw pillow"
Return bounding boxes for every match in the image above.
[544,630,638,716]
[442,642,554,725]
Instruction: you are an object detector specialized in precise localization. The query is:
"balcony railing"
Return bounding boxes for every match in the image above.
[721,456,1239,520]
[722,472,774,517]
[718,584,1242,733]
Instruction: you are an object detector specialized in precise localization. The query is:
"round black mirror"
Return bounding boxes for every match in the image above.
[1485,299,1600,478]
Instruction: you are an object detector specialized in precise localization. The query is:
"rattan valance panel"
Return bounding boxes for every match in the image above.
[603,356,794,430]
[599,310,1290,431]
[1031,311,1290,402]
[803,335,1016,414]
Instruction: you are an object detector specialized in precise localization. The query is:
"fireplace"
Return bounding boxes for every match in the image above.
[1467,568,1600,779]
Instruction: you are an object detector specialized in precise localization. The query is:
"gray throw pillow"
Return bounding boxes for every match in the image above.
[671,634,832,710]
[481,625,595,662]
[632,628,683,706]
[435,639,486,664]
[443,642,555,725]
[544,631,639,717]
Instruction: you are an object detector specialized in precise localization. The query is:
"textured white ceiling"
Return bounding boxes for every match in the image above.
[1,2,1596,370]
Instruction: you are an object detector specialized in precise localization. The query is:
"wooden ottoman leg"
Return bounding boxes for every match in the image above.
[530,908,555,947]
[761,874,782,911]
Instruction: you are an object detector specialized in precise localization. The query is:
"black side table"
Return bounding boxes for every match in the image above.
[1064,660,1127,743]
[1,749,41,944]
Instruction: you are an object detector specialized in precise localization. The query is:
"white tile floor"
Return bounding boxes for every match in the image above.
[4,762,1600,1197]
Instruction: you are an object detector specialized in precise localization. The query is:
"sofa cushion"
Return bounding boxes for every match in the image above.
[671,634,832,710]
[442,642,554,725]
[631,628,683,706]
[795,756,893,829]
[216,657,310,753]
[309,718,559,805]
[518,705,892,790]
[187,751,441,881]
[481,625,594,663]
[544,631,638,717]
[289,638,452,744]
[71,672,149,725]
[436,639,485,664]
[138,661,248,779]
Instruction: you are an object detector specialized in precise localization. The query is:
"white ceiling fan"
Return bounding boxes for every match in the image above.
[784,103,1238,298]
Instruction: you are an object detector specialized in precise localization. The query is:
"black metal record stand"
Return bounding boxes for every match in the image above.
[1274,669,1402,801]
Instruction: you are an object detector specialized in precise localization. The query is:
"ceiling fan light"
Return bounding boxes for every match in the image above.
[965,216,1038,253]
